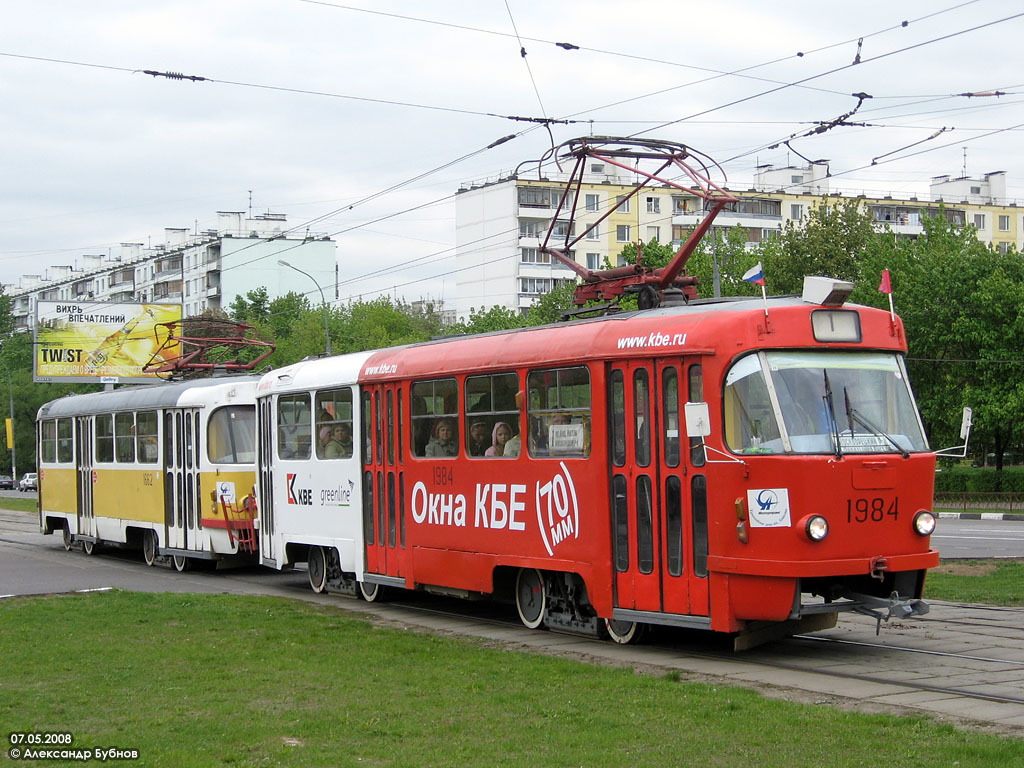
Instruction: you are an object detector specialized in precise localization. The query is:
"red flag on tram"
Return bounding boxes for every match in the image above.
[878,268,892,294]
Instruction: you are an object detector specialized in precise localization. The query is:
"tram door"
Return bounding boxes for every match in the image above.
[257,397,276,566]
[75,416,94,539]
[608,359,709,618]
[164,409,201,552]
[361,384,406,579]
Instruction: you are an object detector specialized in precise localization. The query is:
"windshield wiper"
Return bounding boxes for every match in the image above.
[822,371,842,459]
[843,387,910,459]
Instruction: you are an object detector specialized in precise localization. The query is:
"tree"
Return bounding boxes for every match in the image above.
[451,305,525,336]
[228,286,271,324]
[684,226,765,299]
[763,199,877,294]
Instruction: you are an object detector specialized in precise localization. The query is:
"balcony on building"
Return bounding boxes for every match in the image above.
[517,186,574,217]
[205,271,221,297]
[152,278,183,301]
[871,204,925,236]
[109,268,135,289]
[154,256,183,277]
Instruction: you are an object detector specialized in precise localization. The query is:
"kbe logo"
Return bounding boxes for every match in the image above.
[536,462,579,556]
[286,473,312,505]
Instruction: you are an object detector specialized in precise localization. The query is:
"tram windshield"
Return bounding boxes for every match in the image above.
[723,350,928,456]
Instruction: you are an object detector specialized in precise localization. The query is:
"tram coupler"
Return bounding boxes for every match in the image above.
[840,589,930,634]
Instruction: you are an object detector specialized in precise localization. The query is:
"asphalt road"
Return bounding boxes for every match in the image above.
[931,516,1024,559]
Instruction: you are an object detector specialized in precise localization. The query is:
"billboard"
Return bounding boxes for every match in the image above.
[34,301,182,384]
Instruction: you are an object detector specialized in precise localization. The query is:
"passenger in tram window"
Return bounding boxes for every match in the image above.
[425,419,458,457]
[504,431,521,457]
[139,435,159,462]
[317,426,333,459]
[326,424,353,459]
[485,422,513,457]
[467,420,490,457]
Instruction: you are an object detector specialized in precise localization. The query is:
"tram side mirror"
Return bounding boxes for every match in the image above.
[959,406,973,440]
[684,402,711,438]
[935,406,973,458]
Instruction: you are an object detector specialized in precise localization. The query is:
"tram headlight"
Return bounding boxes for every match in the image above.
[804,515,829,542]
[913,510,936,536]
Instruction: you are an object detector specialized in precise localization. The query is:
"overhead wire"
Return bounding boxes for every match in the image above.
[6,3,1021,304]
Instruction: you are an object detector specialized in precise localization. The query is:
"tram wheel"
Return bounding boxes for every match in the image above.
[515,568,547,630]
[172,554,190,573]
[61,527,73,552]
[308,546,328,594]
[142,531,158,567]
[358,580,384,602]
[82,539,97,556]
[604,618,644,645]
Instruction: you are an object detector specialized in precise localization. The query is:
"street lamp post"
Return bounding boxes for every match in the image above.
[278,260,332,356]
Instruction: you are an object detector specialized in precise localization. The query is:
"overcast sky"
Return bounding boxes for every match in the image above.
[2,0,1022,305]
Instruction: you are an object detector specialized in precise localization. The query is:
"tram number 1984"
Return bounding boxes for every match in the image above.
[847,497,898,523]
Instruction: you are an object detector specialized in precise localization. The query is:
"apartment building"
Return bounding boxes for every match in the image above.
[454,163,1021,318]
[7,212,337,332]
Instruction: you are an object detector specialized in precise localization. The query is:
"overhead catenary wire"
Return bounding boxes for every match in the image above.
[4,3,1021,302]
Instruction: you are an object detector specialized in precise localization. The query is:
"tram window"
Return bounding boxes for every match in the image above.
[387,472,396,547]
[374,391,383,465]
[164,413,174,467]
[386,390,395,465]
[723,355,780,454]
[692,475,709,578]
[399,473,406,548]
[314,389,353,461]
[376,470,386,546]
[175,412,184,468]
[194,413,201,468]
[207,406,256,464]
[362,469,374,542]
[612,474,629,572]
[634,369,651,467]
[411,378,458,458]
[362,392,372,464]
[115,412,135,463]
[663,367,680,468]
[666,476,683,576]
[688,364,705,467]
[527,366,591,458]
[184,414,193,470]
[464,372,520,458]
[277,394,311,460]
[636,475,654,574]
[95,414,114,463]
[57,418,73,463]
[397,395,403,464]
[610,370,626,467]
[136,411,159,464]
[40,420,57,463]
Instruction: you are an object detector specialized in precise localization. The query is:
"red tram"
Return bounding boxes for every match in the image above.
[260,277,937,647]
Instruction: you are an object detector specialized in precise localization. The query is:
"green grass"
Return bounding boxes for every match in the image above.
[925,559,1024,606]
[0,495,38,513]
[0,592,1019,767]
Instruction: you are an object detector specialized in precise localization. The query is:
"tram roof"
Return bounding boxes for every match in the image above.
[255,350,375,395]
[37,375,261,419]
[356,296,902,381]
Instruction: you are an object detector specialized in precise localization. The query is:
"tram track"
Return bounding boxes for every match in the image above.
[339,590,1024,710]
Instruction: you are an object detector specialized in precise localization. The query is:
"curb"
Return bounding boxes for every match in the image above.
[937,511,1024,520]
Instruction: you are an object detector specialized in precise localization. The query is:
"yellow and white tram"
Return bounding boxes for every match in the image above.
[38,376,260,570]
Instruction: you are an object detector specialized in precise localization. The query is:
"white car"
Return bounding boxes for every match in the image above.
[19,472,37,492]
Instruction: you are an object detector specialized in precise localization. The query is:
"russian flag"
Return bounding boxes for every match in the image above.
[742,262,765,286]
